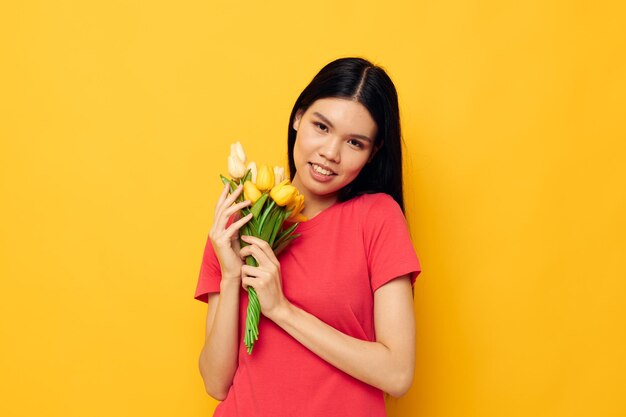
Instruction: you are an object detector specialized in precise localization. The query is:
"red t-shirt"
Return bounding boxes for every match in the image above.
[195,193,422,417]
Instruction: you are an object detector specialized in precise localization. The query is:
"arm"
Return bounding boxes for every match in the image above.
[199,279,240,400]
[198,184,252,400]
[239,235,416,398]
[274,276,415,397]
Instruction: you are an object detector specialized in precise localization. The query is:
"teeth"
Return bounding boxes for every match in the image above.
[312,164,333,176]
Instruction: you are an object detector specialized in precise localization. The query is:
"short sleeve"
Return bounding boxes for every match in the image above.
[194,233,222,303]
[362,194,422,292]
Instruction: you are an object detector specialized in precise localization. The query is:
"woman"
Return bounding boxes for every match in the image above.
[195,57,422,416]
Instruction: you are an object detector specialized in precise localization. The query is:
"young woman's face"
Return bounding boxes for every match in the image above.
[291,97,378,210]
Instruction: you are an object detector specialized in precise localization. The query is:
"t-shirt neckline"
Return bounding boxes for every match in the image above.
[285,199,350,232]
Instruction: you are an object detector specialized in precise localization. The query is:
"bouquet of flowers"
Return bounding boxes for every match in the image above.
[222,142,306,354]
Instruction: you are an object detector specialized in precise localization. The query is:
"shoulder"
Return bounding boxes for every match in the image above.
[353,193,404,219]
[355,192,396,205]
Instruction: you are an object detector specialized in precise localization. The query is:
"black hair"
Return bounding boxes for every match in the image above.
[287,57,406,212]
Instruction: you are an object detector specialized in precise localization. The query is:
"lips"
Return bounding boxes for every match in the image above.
[307,162,336,183]
[308,162,337,176]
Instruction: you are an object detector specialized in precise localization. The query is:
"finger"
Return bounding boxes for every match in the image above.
[240,235,271,250]
[241,269,260,292]
[238,244,266,261]
[240,236,279,267]
[223,213,253,240]
[241,264,263,278]
[216,199,250,233]
[232,234,241,252]
[216,184,243,218]
[239,245,252,259]
[222,199,251,220]
[224,183,244,206]
[215,185,246,231]
[214,183,230,213]
[242,276,259,292]
[239,242,275,269]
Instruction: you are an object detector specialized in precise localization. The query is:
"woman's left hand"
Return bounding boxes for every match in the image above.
[239,235,290,321]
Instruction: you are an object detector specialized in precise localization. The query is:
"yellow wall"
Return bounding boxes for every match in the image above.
[1,1,625,416]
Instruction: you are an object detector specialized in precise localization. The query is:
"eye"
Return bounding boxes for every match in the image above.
[347,138,365,149]
[313,122,328,132]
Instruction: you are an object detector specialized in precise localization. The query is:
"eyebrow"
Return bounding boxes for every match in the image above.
[312,112,373,143]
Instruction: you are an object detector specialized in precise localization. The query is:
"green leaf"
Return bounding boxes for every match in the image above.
[250,193,269,218]
[269,210,287,247]
[240,200,252,214]
[261,207,281,242]
[224,178,245,202]
[274,222,299,247]
[221,175,238,194]
[260,213,275,241]
[247,219,259,236]
[258,200,276,231]
[243,168,252,183]
[234,180,245,202]
[273,233,300,255]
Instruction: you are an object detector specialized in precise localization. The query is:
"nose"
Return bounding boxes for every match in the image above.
[318,136,341,163]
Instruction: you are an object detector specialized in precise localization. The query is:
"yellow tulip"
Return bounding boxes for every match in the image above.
[273,166,285,183]
[231,141,246,164]
[228,154,246,179]
[246,161,258,183]
[243,181,262,203]
[270,179,298,206]
[256,164,275,191]
[287,194,305,220]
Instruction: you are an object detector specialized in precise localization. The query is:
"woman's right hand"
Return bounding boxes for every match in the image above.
[209,183,253,283]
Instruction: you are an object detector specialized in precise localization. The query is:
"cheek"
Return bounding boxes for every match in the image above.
[345,156,370,178]
[292,137,308,167]
[294,131,317,160]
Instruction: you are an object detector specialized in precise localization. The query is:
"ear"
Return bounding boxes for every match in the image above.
[292,109,304,131]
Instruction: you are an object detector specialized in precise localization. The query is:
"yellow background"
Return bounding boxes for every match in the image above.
[1,1,625,416]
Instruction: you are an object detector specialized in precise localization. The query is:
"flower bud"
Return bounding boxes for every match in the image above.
[287,193,305,220]
[270,179,298,206]
[243,181,262,203]
[247,161,258,183]
[273,166,285,183]
[228,154,246,179]
[256,164,275,191]
[231,141,246,165]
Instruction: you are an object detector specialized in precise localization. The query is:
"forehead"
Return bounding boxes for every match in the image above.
[307,98,378,135]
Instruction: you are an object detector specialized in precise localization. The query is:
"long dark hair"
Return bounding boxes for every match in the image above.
[287,57,406,212]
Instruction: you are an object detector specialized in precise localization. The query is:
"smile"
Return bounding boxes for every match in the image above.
[309,162,337,176]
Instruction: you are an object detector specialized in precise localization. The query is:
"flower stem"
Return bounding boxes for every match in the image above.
[243,254,261,354]
[244,287,261,354]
